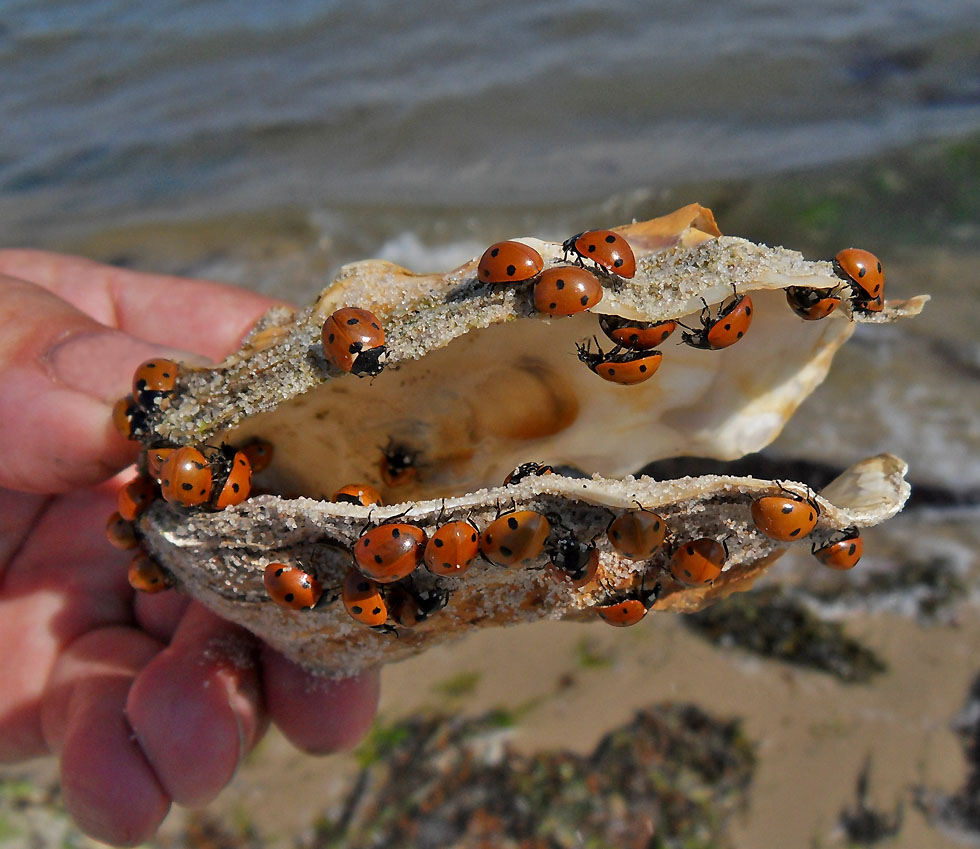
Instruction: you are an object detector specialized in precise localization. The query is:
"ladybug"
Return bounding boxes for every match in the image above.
[333,483,384,506]
[132,359,178,407]
[751,490,819,541]
[379,440,419,488]
[576,339,663,385]
[607,510,667,560]
[547,533,600,586]
[853,292,884,314]
[117,475,157,521]
[425,519,480,576]
[341,569,390,627]
[562,229,636,278]
[834,248,884,302]
[128,553,172,594]
[145,447,176,481]
[481,510,551,568]
[105,511,138,550]
[159,446,252,509]
[813,528,863,570]
[595,580,662,627]
[533,266,603,316]
[477,241,544,285]
[598,315,676,350]
[212,450,252,509]
[681,293,753,350]
[669,538,727,585]
[353,522,427,583]
[785,286,843,321]
[265,562,324,610]
[321,307,387,377]
[240,439,274,473]
[112,395,146,441]
[159,446,212,507]
[504,462,554,486]
[387,583,450,627]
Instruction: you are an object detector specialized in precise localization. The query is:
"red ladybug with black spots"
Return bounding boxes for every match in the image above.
[353,522,427,583]
[751,488,819,542]
[481,510,551,568]
[669,538,727,585]
[598,315,676,349]
[159,445,252,510]
[562,229,636,278]
[576,339,662,385]
[533,266,604,316]
[785,286,843,321]
[813,528,864,570]
[265,563,323,610]
[681,293,753,350]
[478,241,544,284]
[321,307,388,377]
[595,580,662,626]
[834,249,884,303]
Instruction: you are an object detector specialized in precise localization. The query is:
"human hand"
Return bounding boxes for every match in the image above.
[0,250,380,846]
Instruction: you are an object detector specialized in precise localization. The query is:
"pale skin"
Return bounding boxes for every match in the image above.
[0,250,381,846]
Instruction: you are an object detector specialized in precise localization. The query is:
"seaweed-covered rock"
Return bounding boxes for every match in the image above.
[304,703,755,849]
[684,586,888,683]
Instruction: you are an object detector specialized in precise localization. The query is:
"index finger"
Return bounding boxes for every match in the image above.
[0,257,282,491]
[0,249,288,361]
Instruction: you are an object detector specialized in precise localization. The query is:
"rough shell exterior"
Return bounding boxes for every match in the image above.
[133,204,925,674]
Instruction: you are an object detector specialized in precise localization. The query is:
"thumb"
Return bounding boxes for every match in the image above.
[0,276,189,493]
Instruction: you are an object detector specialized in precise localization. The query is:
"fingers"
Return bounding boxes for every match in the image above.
[133,589,192,644]
[125,604,266,807]
[0,278,164,491]
[0,252,281,493]
[0,249,283,362]
[40,627,170,847]
[262,646,380,754]
[0,487,134,761]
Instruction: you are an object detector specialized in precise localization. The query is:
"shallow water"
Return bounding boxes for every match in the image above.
[2,0,979,246]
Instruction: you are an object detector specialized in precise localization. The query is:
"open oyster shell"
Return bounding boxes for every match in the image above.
[134,204,926,674]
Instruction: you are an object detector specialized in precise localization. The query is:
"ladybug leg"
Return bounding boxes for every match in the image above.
[806,485,822,517]
[312,585,341,610]
[370,624,400,638]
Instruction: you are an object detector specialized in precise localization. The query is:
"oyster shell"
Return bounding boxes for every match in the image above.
[134,204,926,674]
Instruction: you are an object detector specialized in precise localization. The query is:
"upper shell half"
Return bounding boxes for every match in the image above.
[131,204,926,673]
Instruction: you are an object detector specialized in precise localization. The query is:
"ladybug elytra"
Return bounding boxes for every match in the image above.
[576,339,663,385]
[321,307,387,377]
[562,229,636,278]
[477,241,544,284]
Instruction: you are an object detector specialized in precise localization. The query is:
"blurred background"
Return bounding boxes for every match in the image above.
[1,0,979,846]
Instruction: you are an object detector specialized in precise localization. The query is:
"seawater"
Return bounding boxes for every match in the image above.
[1,0,978,246]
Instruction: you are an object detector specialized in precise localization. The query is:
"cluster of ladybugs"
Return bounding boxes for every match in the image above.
[318,230,886,388]
[108,356,276,594]
[260,463,864,633]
